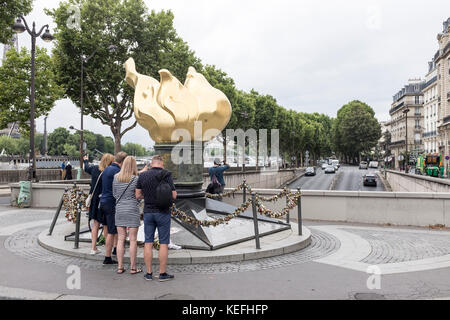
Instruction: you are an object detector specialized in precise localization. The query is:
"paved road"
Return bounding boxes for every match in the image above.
[289,165,386,191]
[288,166,336,190]
[333,166,386,191]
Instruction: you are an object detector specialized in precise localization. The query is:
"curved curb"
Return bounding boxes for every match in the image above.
[38,224,312,265]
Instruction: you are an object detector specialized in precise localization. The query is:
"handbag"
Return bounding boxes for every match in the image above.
[115,176,135,205]
[206,174,222,194]
[86,171,103,208]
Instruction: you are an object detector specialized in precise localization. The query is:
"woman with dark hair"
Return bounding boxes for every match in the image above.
[84,153,115,255]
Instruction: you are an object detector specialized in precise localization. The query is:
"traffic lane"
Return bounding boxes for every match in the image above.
[289,167,336,190]
[334,165,385,191]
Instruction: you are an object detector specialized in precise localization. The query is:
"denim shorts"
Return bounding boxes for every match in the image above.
[143,212,171,244]
[100,202,117,235]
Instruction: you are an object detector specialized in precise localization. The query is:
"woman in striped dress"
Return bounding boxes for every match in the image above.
[113,156,147,274]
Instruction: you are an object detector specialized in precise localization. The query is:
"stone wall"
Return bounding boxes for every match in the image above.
[222,189,450,227]
[0,169,91,184]
[386,169,450,192]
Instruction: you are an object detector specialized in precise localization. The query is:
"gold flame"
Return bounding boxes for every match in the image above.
[124,58,232,143]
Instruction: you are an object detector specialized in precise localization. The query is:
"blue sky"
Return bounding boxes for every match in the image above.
[2,0,450,148]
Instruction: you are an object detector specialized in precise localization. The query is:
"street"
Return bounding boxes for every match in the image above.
[289,165,386,191]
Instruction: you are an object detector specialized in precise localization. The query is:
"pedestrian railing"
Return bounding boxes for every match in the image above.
[56,180,303,250]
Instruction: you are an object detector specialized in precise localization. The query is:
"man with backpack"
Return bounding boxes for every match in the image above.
[207,158,230,200]
[136,155,177,282]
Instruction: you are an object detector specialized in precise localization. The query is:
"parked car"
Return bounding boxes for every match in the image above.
[363,174,377,186]
[324,165,336,174]
[305,167,316,176]
[369,161,379,168]
[359,161,368,169]
[321,163,328,170]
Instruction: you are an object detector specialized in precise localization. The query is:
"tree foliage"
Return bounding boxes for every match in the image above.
[0,47,64,134]
[0,0,32,44]
[47,0,201,153]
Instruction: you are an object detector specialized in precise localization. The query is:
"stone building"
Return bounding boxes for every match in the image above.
[436,18,450,168]
[388,79,425,169]
[422,60,438,154]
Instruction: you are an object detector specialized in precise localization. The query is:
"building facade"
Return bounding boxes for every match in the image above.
[388,79,425,169]
[436,18,450,170]
[422,62,438,153]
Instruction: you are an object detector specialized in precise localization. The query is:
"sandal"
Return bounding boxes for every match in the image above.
[130,268,142,275]
[116,268,126,274]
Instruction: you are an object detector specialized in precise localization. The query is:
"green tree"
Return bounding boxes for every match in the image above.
[0,0,32,44]
[122,142,147,157]
[0,136,17,155]
[0,47,64,134]
[48,127,71,156]
[333,100,381,163]
[47,0,201,153]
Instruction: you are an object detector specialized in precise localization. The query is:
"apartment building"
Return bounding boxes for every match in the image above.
[436,18,450,166]
[388,79,425,169]
[423,61,438,153]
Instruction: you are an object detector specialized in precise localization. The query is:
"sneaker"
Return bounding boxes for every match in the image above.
[169,243,182,250]
[112,247,117,256]
[103,257,118,265]
[144,273,153,281]
[158,273,174,282]
[90,249,101,255]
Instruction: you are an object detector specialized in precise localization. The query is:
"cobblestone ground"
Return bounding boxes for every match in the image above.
[342,227,450,264]
[4,226,340,274]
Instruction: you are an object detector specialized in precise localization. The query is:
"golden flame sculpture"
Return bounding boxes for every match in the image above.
[124,58,232,143]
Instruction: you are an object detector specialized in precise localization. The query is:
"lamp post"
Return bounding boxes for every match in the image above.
[79,45,117,171]
[240,111,249,172]
[12,15,54,182]
[403,107,410,172]
[291,130,295,168]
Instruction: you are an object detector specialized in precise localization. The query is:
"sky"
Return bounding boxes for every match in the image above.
[2,0,450,148]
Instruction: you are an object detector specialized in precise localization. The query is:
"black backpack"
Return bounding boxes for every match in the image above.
[155,170,173,209]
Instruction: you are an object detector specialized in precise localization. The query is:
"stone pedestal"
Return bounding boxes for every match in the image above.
[154,142,204,198]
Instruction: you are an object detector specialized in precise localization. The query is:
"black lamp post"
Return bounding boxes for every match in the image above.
[403,107,410,172]
[291,130,296,168]
[13,15,54,182]
[79,45,117,171]
[240,111,249,172]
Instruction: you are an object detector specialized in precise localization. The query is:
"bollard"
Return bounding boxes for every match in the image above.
[74,189,82,249]
[48,187,68,236]
[251,193,261,249]
[297,188,302,236]
[243,179,247,203]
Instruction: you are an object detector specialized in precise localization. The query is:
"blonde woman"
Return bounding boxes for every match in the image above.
[83,153,115,255]
[113,156,147,274]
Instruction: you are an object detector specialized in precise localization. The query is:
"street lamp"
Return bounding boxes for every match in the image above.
[240,111,249,172]
[13,15,54,182]
[291,130,296,168]
[403,107,410,172]
[79,44,117,171]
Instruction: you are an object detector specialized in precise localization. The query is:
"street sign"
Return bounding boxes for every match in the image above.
[446,156,450,161]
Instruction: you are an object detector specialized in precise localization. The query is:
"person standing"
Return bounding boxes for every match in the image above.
[84,153,114,255]
[208,158,230,198]
[113,156,148,274]
[61,161,66,180]
[99,151,128,265]
[65,162,73,180]
[136,155,177,281]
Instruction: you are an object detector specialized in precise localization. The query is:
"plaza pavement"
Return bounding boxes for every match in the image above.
[1,202,450,300]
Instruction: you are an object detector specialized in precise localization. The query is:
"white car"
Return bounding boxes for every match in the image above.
[324,165,335,174]
[321,163,328,170]
[369,161,379,168]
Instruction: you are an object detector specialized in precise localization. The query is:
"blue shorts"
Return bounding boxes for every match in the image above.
[144,212,171,244]
[100,202,117,235]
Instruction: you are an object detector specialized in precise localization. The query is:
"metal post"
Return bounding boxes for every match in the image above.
[297,188,302,235]
[48,187,68,235]
[285,190,290,224]
[80,57,84,173]
[251,193,261,249]
[29,23,37,182]
[243,179,247,203]
[74,187,82,249]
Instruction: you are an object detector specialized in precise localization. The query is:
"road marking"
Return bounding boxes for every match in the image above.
[311,225,450,275]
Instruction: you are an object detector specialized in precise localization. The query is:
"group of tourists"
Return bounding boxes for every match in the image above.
[84,152,177,282]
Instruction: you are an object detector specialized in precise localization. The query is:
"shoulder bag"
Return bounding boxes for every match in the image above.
[85,170,103,208]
